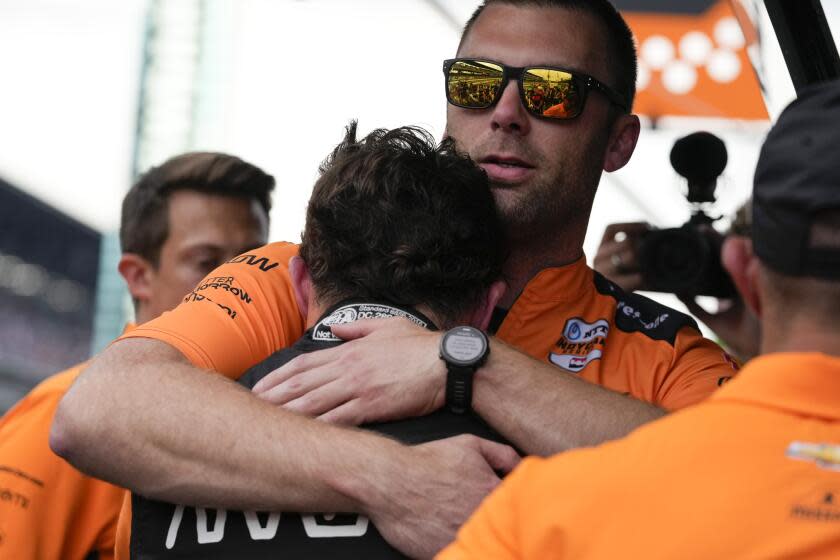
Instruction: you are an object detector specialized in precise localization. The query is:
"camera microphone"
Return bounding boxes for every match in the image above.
[670,132,728,204]
[637,131,736,298]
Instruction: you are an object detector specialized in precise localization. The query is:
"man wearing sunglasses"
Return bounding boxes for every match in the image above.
[252,0,735,451]
[51,0,737,557]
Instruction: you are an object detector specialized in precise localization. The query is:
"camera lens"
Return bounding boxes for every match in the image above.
[640,228,710,291]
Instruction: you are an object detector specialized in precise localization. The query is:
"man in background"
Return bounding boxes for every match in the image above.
[0,152,274,559]
[440,79,840,560]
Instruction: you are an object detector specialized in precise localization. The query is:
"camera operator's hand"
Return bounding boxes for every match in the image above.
[593,222,650,292]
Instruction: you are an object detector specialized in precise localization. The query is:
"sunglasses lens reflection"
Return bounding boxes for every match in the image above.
[447,61,585,119]
[447,60,504,108]
[522,68,582,119]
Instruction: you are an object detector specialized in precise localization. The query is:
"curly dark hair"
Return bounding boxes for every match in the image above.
[460,0,637,111]
[120,152,275,265]
[300,122,505,326]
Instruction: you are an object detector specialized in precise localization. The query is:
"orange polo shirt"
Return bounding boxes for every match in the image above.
[120,241,735,409]
[439,353,840,560]
[0,364,125,560]
[120,242,306,377]
[112,242,736,559]
[114,492,131,560]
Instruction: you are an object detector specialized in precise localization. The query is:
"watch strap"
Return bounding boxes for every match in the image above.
[445,363,475,415]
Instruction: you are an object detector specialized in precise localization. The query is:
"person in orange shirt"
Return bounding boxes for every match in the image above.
[439,80,840,560]
[236,0,736,441]
[53,0,736,555]
[0,151,275,560]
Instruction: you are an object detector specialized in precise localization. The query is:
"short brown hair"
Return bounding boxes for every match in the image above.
[300,122,504,326]
[120,152,275,265]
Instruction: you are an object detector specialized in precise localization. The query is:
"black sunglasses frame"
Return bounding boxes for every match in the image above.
[443,58,628,120]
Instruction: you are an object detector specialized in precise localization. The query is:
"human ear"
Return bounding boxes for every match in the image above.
[722,236,762,317]
[118,253,154,304]
[289,256,312,321]
[603,113,640,173]
[470,280,507,330]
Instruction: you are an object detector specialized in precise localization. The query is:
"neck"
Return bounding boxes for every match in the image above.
[498,225,585,309]
[134,307,153,326]
[760,314,840,357]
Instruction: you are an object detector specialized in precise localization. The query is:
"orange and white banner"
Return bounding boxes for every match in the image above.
[617,0,768,120]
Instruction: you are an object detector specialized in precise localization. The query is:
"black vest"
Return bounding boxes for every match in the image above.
[129,302,508,559]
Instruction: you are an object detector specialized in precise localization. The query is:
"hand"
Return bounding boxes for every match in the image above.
[252,317,446,425]
[593,222,650,292]
[371,434,520,559]
[679,295,760,362]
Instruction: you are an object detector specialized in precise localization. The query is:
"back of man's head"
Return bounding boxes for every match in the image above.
[460,0,637,111]
[749,81,840,331]
[300,122,505,327]
[120,152,276,265]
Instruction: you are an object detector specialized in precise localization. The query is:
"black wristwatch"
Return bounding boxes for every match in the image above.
[439,326,490,414]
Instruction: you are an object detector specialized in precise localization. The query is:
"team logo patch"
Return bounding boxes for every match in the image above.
[790,486,840,523]
[548,317,609,372]
[787,442,840,471]
[312,303,427,342]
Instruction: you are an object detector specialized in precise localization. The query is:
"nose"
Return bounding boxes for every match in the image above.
[490,80,531,135]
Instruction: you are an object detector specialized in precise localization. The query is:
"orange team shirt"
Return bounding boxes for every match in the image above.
[113,242,737,558]
[0,364,125,560]
[439,353,840,560]
[114,493,130,560]
[121,241,736,409]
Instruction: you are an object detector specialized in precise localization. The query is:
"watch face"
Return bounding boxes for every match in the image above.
[442,326,488,366]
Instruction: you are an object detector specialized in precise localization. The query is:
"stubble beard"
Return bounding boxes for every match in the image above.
[490,163,593,244]
[491,179,559,240]
[468,135,601,246]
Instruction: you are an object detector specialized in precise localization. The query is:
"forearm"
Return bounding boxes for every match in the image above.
[271,320,665,455]
[51,338,403,513]
[473,340,665,455]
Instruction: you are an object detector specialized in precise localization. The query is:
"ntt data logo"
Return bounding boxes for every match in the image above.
[549,318,609,373]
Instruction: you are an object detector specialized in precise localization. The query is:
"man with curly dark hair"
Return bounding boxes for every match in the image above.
[83,123,518,560]
[294,122,504,324]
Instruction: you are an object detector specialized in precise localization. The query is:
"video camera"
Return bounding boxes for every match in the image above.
[637,132,737,298]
